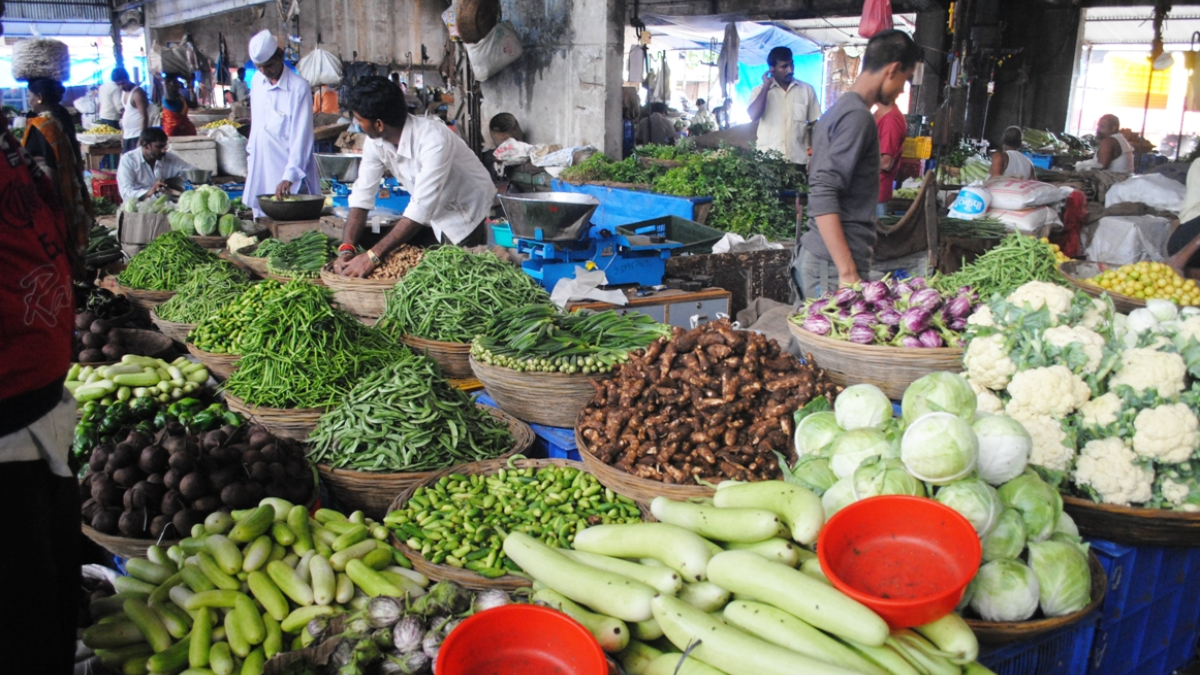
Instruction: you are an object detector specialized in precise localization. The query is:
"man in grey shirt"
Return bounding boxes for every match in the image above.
[796,30,922,299]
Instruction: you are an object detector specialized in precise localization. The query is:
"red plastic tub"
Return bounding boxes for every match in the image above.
[436,604,608,675]
[818,495,981,629]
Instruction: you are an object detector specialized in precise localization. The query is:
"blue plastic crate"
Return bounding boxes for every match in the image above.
[979,612,1098,675]
[492,223,514,248]
[1022,152,1054,170]
[527,422,579,461]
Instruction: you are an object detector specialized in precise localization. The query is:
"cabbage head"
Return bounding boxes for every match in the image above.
[1055,511,1080,537]
[208,188,232,215]
[852,457,925,500]
[178,190,195,214]
[190,191,211,215]
[830,428,892,479]
[973,414,1032,486]
[194,212,219,236]
[935,478,1003,536]
[997,470,1063,543]
[981,508,1027,562]
[900,412,979,484]
[167,210,184,230]
[794,411,842,457]
[176,213,196,236]
[969,559,1040,622]
[902,372,978,425]
[834,384,893,431]
[783,455,838,497]
[821,476,858,518]
[1027,540,1091,617]
[218,214,239,237]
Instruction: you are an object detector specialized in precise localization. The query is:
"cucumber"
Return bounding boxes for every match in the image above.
[328,539,377,571]
[262,614,283,659]
[286,505,313,555]
[335,573,355,604]
[308,553,336,606]
[676,582,730,613]
[236,593,267,645]
[314,508,346,523]
[152,599,193,638]
[280,605,338,633]
[204,512,234,535]
[801,557,831,584]
[123,598,173,653]
[631,618,662,641]
[149,574,184,607]
[181,590,244,611]
[723,539,803,567]
[360,546,393,571]
[115,575,159,596]
[532,587,629,653]
[572,523,712,583]
[295,550,316,585]
[259,498,295,521]
[144,631,190,672]
[225,610,250,658]
[266,560,314,606]
[376,570,426,596]
[914,613,979,665]
[723,600,889,675]
[83,620,147,649]
[241,647,266,675]
[713,481,825,545]
[344,559,405,598]
[196,552,240,591]
[270,522,296,547]
[181,669,217,675]
[247,570,290,621]
[645,653,726,675]
[229,505,275,543]
[113,372,162,387]
[386,566,429,588]
[180,564,216,593]
[559,550,683,595]
[209,642,234,675]
[241,535,273,573]
[189,608,212,668]
[331,524,369,551]
[618,640,663,675]
[650,497,782,544]
[96,644,155,668]
[167,546,186,567]
[168,585,196,612]
[206,535,244,575]
[147,545,175,570]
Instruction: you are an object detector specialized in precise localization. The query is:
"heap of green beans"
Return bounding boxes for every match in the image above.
[470,306,673,374]
[188,280,287,354]
[933,233,1066,300]
[383,459,643,576]
[117,231,221,290]
[376,247,550,343]
[222,282,408,408]
[155,263,251,323]
[308,352,512,472]
[258,231,337,279]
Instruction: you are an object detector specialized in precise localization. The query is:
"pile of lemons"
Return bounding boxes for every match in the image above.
[1089,261,1200,305]
[1041,238,1072,264]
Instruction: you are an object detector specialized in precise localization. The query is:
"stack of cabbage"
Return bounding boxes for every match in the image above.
[788,373,1093,623]
[169,186,239,238]
[960,280,1200,512]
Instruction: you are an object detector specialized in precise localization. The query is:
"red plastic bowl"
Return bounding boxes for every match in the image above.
[818,495,982,629]
[436,604,608,675]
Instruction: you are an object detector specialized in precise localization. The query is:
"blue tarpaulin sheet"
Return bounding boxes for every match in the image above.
[0,53,149,89]
[551,179,713,230]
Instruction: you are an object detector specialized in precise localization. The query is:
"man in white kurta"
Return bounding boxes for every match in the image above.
[116,128,196,203]
[331,76,495,278]
[242,30,321,218]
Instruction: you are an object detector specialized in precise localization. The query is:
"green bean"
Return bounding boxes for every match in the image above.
[259,231,337,279]
[933,233,1066,300]
[117,231,223,291]
[156,263,252,323]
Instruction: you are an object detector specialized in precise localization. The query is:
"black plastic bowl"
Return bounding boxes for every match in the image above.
[256,194,325,221]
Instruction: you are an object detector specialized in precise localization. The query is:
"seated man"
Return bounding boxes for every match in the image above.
[1077,114,1134,173]
[116,128,196,203]
[636,102,675,146]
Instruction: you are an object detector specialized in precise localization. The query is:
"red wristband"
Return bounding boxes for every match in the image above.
[337,243,356,255]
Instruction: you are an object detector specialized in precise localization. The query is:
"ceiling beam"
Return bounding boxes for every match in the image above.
[634,0,937,21]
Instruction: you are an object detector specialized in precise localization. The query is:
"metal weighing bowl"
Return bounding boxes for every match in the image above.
[180,169,213,185]
[256,194,326,221]
[498,192,600,242]
[315,154,362,183]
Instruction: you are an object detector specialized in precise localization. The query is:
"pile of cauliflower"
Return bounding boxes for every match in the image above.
[961,280,1200,510]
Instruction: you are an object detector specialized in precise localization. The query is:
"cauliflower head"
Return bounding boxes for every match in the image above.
[1080,298,1111,331]
[1042,325,1106,374]
[1109,348,1187,398]
[967,305,996,328]
[964,334,1017,391]
[1132,403,1200,464]
[1160,478,1193,509]
[1072,437,1154,506]
[1177,316,1200,345]
[1020,415,1076,472]
[1004,366,1091,420]
[967,377,1005,414]
[1005,281,1075,324]
[1079,392,1122,429]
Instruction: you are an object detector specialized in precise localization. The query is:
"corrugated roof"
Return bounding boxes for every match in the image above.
[4,0,111,23]
[1084,6,1200,47]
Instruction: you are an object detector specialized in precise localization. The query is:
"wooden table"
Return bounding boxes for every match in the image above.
[81,141,122,171]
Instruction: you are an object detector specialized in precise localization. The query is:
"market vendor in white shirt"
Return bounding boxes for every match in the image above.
[748,46,822,174]
[116,128,196,203]
[333,76,497,278]
[241,30,321,218]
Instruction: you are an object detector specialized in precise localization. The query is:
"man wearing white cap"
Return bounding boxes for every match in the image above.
[242,30,321,218]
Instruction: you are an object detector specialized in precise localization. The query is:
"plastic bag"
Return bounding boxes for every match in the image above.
[859,0,894,38]
[206,125,249,177]
[989,207,1062,239]
[948,186,992,220]
[1085,215,1171,265]
[442,3,461,40]
[984,178,1067,210]
[297,48,344,87]
[464,22,523,81]
[1104,174,1188,212]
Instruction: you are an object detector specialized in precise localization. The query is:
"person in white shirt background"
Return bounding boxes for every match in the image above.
[989,126,1034,180]
[116,127,196,203]
[241,29,321,218]
[747,46,822,176]
[332,76,496,278]
[97,68,126,129]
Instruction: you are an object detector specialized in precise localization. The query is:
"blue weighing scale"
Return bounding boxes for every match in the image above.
[315,153,411,212]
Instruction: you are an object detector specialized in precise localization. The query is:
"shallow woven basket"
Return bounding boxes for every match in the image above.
[387,458,591,591]
[81,525,181,561]
[402,335,473,379]
[1062,496,1200,547]
[265,270,325,286]
[318,265,398,320]
[223,394,328,441]
[190,235,226,251]
[470,356,612,428]
[1060,261,1144,314]
[575,424,714,505]
[112,280,175,315]
[186,343,240,381]
[965,552,1106,644]
[786,318,963,400]
[103,328,175,360]
[234,246,271,278]
[316,406,534,520]
[149,308,195,344]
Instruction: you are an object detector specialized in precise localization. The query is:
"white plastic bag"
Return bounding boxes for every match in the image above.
[948,186,992,220]
[1085,215,1172,265]
[989,207,1062,239]
[206,125,248,177]
[464,22,523,81]
[984,178,1065,210]
[297,48,343,87]
[1104,174,1188,213]
[441,3,461,40]
[493,138,534,165]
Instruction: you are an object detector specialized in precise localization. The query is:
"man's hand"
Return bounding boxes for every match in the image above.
[337,252,375,278]
[143,181,166,199]
[762,72,772,85]
[332,253,354,275]
[274,180,293,201]
[838,270,862,286]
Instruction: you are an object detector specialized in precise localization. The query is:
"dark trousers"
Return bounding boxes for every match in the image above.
[0,460,81,675]
[410,219,489,248]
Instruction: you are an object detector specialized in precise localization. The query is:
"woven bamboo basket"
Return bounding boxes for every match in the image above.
[265,270,325,286]
[89,328,174,360]
[1060,261,1144,314]
[149,307,195,344]
[470,356,611,428]
[786,318,963,400]
[186,343,240,381]
[316,406,535,520]
[112,280,175,315]
[318,265,398,320]
[402,335,473,379]
[190,235,226,251]
[234,245,271,278]
[575,425,714,505]
[1062,496,1200,547]
[387,458,596,590]
[223,394,328,440]
[82,524,180,560]
[965,552,1106,644]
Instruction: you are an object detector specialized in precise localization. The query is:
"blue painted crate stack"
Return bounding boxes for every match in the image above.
[978,613,1099,675]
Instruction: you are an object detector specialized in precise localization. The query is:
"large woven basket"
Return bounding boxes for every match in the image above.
[223,394,328,440]
[106,328,175,359]
[149,308,195,344]
[234,246,270,278]
[1060,261,1143,314]
[190,235,226,251]
[575,425,714,505]
[965,552,1106,644]
[470,356,611,428]
[403,335,473,379]
[786,318,963,400]
[82,524,180,561]
[265,270,325,286]
[316,406,535,520]
[186,343,240,381]
[1062,496,1200,547]
[318,265,398,320]
[387,458,594,590]
[112,280,175,316]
